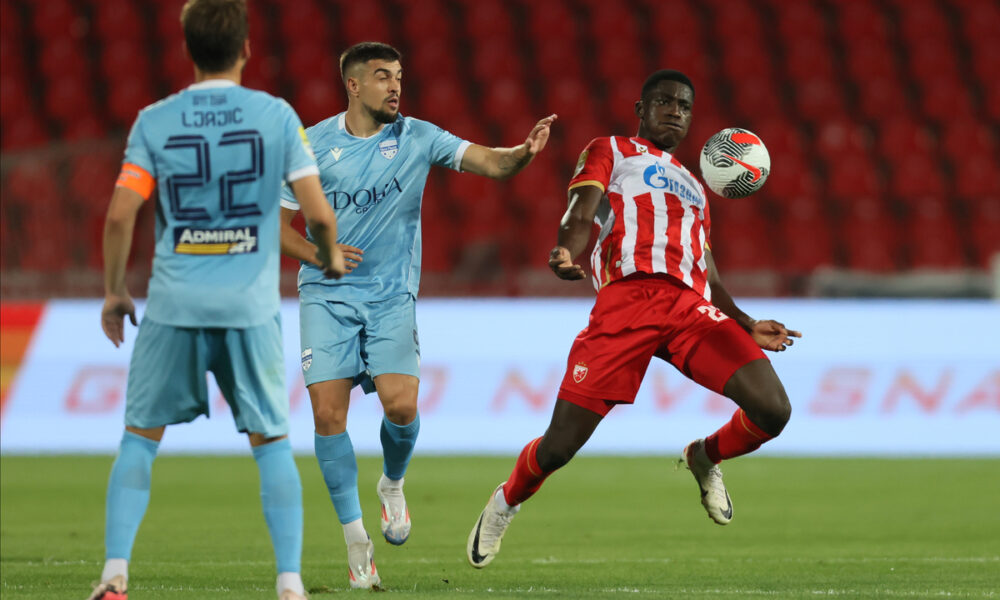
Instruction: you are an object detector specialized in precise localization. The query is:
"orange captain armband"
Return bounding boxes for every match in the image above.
[115,163,156,200]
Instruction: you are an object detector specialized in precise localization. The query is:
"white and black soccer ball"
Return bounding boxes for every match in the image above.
[699,128,771,198]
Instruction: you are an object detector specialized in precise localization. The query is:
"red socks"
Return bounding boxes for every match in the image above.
[502,437,551,506]
[704,409,774,464]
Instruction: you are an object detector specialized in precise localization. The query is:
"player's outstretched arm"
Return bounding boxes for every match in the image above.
[101,186,142,346]
[280,207,363,274]
[290,175,346,279]
[705,250,802,351]
[461,114,557,179]
[549,184,602,280]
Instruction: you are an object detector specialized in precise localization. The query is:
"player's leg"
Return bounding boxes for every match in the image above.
[297,295,380,587]
[92,319,209,599]
[469,277,660,568]
[364,294,421,546]
[668,309,790,525]
[212,317,307,600]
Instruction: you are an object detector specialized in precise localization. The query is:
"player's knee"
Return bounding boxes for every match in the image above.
[536,440,579,473]
[382,399,417,425]
[312,403,347,433]
[754,387,791,436]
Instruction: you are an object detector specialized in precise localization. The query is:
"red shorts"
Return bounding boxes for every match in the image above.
[558,273,767,417]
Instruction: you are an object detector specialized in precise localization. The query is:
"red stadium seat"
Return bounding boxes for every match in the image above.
[888,154,948,199]
[896,0,951,44]
[941,119,997,160]
[875,117,935,161]
[917,81,976,122]
[61,114,108,141]
[544,79,599,124]
[407,38,461,80]
[783,38,837,81]
[106,78,156,128]
[970,43,1000,91]
[838,198,902,272]
[1,0,21,42]
[904,39,961,81]
[834,0,892,43]
[793,77,846,122]
[153,0,188,42]
[292,79,345,127]
[1,115,49,150]
[480,77,534,126]
[37,38,90,83]
[856,77,912,121]
[470,38,524,83]
[277,0,330,43]
[417,80,471,126]
[814,119,872,163]
[0,73,31,122]
[780,213,837,273]
[527,1,579,45]
[843,38,899,83]
[99,39,152,87]
[958,0,1000,44]
[0,36,26,81]
[459,0,515,42]
[93,0,146,42]
[399,0,455,46]
[533,39,585,83]
[775,0,827,42]
[602,77,645,132]
[335,0,392,47]
[952,156,1000,198]
[284,39,340,84]
[594,39,646,85]
[905,197,966,269]
[242,52,280,94]
[43,77,96,127]
[720,43,775,86]
[966,196,1000,267]
[29,0,78,40]
[585,1,641,41]
[824,154,884,198]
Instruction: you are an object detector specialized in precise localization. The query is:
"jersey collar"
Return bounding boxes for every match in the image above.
[187,79,239,91]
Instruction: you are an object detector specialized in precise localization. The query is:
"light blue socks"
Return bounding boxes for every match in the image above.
[105,431,159,560]
[314,431,362,524]
[252,438,303,575]
[380,413,420,480]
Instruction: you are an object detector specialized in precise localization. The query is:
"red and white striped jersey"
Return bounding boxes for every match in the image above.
[569,136,712,299]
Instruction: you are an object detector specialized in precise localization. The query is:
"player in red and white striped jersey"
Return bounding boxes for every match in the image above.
[467,70,802,569]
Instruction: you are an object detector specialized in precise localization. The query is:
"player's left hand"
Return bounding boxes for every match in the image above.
[102,293,137,347]
[549,246,585,280]
[524,114,558,156]
[750,319,802,352]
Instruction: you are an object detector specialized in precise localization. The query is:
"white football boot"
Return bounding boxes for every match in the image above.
[680,438,733,525]
[86,574,127,600]
[376,474,411,545]
[346,536,380,589]
[467,483,519,568]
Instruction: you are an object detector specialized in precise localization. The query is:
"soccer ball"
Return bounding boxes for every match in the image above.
[699,128,771,198]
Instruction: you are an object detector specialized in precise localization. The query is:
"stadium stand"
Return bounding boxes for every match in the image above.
[1,0,997,298]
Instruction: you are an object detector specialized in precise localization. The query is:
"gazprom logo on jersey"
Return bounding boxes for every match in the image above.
[379,139,398,160]
[332,178,403,214]
[173,226,258,255]
[642,164,704,208]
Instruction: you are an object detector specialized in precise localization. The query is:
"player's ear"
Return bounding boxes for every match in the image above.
[346,77,361,97]
[634,99,644,119]
[241,38,251,62]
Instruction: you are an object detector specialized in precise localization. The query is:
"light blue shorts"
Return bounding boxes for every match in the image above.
[298,292,419,391]
[125,314,288,436]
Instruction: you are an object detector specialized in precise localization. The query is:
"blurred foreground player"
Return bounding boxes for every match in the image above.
[278,42,555,588]
[467,70,801,568]
[88,1,344,599]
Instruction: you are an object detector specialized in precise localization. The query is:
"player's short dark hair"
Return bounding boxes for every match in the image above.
[340,42,402,80]
[641,69,695,99]
[180,0,248,73]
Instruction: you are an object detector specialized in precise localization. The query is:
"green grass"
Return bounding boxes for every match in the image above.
[2,455,998,599]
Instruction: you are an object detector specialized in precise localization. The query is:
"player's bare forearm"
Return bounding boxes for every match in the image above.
[550,185,601,280]
[280,208,322,266]
[102,187,144,296]
[462,114,557,179]
[288,177,346,277]
[705,250,755,331]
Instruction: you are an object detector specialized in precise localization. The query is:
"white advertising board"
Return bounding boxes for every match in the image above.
[1,299,998,455]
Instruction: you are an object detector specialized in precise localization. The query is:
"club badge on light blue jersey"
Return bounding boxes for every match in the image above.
[379,139,398,160]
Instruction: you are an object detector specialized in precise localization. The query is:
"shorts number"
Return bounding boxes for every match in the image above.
[163,130,264,221]
[697,305,728,322]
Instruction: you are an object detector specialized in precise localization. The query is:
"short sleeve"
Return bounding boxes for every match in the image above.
[122,114,154,174]
[279,181,299,211]
[281,101,320,184]
[412,118,471,171]
[568,137,614,193]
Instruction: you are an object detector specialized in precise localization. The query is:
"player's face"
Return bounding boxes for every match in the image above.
[636,80,693,151]
[359,59,402,124]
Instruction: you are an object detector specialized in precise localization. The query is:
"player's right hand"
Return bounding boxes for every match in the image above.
[549,246,585,280]
[101,293,137,347]
[322,246,347,279]
[338,244,364,273]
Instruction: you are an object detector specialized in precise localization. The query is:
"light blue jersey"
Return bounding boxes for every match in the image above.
[280,113,470,301]
[123,80,319,328]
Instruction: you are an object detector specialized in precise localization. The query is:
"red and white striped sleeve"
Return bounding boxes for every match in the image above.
[568,137,614,193]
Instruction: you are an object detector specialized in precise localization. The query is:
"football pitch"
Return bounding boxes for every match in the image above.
[2,455,997,599]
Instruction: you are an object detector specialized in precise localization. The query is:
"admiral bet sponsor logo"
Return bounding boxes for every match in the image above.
[173,226,258,255]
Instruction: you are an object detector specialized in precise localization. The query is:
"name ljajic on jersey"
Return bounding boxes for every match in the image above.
[173,226,258,255]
